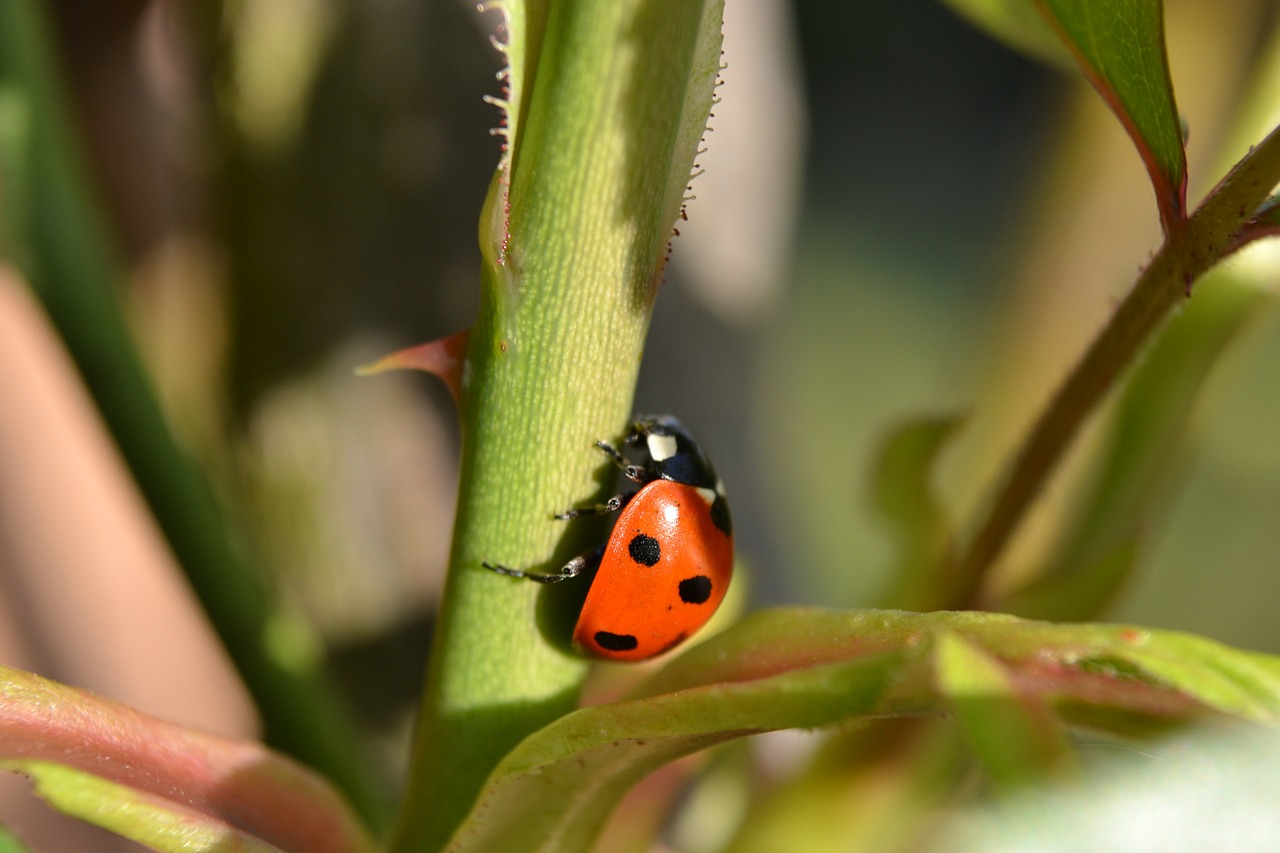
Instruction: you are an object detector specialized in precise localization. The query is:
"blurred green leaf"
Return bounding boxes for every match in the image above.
[1037,0,1186,229]
[1006,278,1270,621]
[935,631,1072,788]
[0,665,376,853]
[872,415,962,610]
[446,608,1280,851]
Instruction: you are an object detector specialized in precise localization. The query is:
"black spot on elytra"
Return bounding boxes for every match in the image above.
[595,631,638,651]
[711,496,732,536]
[678,575,712,604]
[628,533,661,566]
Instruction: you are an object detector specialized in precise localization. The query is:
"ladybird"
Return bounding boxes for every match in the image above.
[483,416,733,661]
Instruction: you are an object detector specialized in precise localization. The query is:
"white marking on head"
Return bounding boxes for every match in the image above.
[696,487,717,507]
[647,433,678,462]
[715,478,726,496]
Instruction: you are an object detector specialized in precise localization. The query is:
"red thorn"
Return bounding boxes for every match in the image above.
[357,327,470,402]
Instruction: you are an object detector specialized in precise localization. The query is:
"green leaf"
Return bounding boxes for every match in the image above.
[445,609,1280,851]
[1036,0,1187,230]
[871,415,962,610]
[935,631,1072,788]
[0,665,376,853]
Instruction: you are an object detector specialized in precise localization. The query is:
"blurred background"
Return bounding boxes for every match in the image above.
[2,0,1280,848]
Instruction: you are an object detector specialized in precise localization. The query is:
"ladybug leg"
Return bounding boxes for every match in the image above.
[595,438,627,467]
[555,544,606,580]
[553,491,634,520]
[594,440,653,484]
[482,544,605,584]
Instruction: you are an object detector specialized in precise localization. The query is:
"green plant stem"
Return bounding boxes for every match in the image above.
[951,123,1280,609]
[391,2,722,849]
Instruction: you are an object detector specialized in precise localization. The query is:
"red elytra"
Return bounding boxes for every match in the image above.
[574,479,733,661]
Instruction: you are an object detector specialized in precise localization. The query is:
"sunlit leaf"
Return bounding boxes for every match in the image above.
[0,666,375,853]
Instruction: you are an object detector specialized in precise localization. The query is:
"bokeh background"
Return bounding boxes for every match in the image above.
[3,0,1280,848]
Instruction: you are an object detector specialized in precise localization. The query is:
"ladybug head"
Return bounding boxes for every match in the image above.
[628,416,720,491]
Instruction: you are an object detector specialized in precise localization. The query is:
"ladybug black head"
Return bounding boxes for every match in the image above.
[627,416,720,491]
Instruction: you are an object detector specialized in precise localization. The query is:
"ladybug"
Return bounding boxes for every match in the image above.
[484,416,733,661]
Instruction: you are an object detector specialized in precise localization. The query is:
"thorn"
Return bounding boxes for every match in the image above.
[357,328,471,402]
